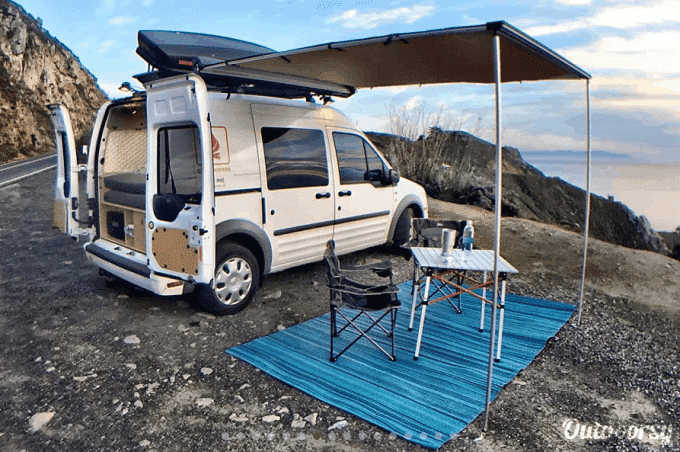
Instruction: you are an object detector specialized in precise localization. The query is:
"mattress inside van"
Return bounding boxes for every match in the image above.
[104,173,146,209]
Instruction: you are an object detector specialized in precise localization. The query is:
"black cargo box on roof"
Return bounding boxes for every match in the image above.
[136,30,274,72]
[134,30,355,99]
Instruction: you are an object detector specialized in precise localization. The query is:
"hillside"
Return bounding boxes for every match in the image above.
[0,0,107,163]
[366,130,668,256]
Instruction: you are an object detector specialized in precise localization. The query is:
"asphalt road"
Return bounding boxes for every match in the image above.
[0,154,57,189]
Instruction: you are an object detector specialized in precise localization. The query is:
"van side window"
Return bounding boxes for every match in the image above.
[262,127,328,190]
[333,132,386,184]
[157,125,202,201]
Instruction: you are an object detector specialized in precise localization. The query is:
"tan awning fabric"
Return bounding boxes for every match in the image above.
[222,21,590,89]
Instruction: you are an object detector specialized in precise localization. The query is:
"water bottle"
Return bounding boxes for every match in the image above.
[462,221,474,251]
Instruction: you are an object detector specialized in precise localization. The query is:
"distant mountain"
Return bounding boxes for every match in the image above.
[366,130,668,255]
[0,0,107,163]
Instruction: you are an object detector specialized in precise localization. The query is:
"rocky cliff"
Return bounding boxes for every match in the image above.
[0,0,107,163]
[367,130,669,255]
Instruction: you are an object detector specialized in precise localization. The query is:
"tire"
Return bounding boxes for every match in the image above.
[192,242,260,315]
[393,207,414,246]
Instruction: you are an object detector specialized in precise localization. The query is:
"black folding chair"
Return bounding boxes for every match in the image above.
[323,240,401,362]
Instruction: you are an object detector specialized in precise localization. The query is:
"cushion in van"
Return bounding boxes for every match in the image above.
[104,190,146,210]
[104,173,146,194]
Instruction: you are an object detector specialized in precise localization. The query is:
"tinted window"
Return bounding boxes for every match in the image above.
[333,132,386,184]
[262,127,328,190]
[158,125,202,200]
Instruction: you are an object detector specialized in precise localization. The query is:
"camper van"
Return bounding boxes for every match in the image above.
[50,30,427,314]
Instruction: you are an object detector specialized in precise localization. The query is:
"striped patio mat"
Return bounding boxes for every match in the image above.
[226,280,575,449]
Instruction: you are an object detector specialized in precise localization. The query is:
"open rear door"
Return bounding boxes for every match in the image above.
[144,74,215,285]
[48,104,82,238]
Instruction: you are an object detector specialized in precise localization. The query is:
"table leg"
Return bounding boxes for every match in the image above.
[479,271,487,332]
[408,265,420,331]
[495,280,507,362]
[414,276,431,360]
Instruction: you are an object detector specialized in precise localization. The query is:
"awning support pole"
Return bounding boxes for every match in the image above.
[576,79,591,325]
[483,32,502,432]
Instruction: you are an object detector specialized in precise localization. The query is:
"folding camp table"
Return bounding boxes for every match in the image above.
[409,247,518,360]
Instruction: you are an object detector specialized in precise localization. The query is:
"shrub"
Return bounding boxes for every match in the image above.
[382,103,475,198]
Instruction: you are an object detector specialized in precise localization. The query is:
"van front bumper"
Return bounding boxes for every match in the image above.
[85,242,189,296]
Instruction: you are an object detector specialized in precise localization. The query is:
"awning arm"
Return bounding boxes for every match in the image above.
[483,30,503,433]
[576,79,592,325]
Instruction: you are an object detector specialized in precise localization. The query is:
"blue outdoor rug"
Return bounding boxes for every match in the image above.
[226,281,575,449]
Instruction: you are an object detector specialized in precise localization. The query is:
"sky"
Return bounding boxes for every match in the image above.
[16,0,680,230]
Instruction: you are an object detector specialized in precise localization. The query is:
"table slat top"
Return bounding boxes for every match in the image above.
[411,247,518,273]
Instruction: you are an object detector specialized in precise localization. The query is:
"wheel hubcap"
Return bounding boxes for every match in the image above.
[214,257,252,306]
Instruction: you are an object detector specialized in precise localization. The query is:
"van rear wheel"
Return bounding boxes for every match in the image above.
[192,242,260,315]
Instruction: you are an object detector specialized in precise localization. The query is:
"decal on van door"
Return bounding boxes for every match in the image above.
[211,126,230,163]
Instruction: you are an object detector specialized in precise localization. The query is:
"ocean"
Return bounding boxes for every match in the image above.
[520,151,680,233]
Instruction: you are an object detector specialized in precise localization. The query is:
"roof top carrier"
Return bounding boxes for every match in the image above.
[134,30,355,99]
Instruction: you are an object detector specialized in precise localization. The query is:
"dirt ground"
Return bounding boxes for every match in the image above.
[0,171,678,452]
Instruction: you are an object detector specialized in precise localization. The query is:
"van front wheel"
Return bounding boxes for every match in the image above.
[193,242,260,315]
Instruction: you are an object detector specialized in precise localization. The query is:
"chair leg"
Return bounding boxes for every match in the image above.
[330,308,397,362]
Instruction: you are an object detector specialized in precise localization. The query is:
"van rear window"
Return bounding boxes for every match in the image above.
[261,127,329,190]
[157,125,202,201]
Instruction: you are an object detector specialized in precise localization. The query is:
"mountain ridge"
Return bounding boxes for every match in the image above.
[0,0,107,163]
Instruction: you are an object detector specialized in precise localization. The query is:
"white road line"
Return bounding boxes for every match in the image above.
[0,154,56,173]
[0,165,56,189]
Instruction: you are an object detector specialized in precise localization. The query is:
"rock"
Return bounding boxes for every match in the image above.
[29,412,54,432]
[328,420,348,431]
[134,400,143,408]
[200,367,213,376]
[277,324,286,331]
[291,419,306,428]
[123,335,140,345]
[196,398,214,407]
[304,413,318,426]
[229,413,248,422]
[262,415,280,423]
[263,290,282,299]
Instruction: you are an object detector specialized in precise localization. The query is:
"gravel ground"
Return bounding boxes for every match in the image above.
[0,171,678,452]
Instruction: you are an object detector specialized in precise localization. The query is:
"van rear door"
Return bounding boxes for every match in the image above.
[144,74,215,285]
[48,104,84,238]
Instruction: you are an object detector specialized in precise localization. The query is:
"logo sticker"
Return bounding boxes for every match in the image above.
[211,126,230,163]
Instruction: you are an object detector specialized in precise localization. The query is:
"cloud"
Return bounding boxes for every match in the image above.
[327,5,435,29]
[554,0,592,4]
[561,31,680,76]
[98,40,120,53]
[526,0,680,36]
[109,16,138,25]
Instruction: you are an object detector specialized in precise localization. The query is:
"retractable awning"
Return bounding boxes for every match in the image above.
[224,21,590,86]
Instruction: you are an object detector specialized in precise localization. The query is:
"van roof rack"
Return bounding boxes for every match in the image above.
[134,30,355,99]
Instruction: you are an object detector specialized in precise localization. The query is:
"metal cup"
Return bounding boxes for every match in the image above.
[441,229,456,256]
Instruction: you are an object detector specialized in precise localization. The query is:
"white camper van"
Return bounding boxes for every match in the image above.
[50,31,427,314]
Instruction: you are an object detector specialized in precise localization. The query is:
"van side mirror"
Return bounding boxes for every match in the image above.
[364,169,383,183]
[387,169,400,185]
[153,193,186,222]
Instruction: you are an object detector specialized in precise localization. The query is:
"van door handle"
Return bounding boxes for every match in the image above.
[315,192,331,199]
[338,190,352,197]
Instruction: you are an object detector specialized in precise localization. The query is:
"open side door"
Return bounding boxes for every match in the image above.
[144,74,215,285]
[48,104,86,238]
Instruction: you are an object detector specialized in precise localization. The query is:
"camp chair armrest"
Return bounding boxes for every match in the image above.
[329,283,398,296]
[342,260,393,278]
